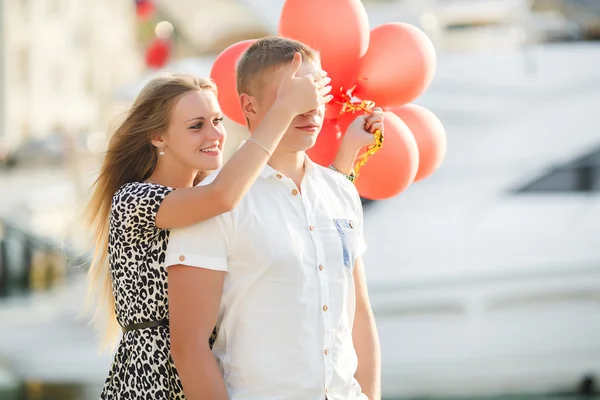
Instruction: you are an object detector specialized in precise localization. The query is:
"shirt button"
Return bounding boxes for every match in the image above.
[276,174,283,179]
[323,305,328,312]
[292,189,299,196]
[324,349,330,355]
[309,225,315,231]
[319,264,324,271]
[179,255,185,262]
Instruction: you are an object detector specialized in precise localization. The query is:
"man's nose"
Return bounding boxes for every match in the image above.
[302,108,319,116]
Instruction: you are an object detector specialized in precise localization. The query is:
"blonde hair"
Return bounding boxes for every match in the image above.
[236,36,318,98]
[84,73,217,347]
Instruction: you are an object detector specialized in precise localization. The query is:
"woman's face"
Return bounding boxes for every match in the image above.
[159,89,226,172]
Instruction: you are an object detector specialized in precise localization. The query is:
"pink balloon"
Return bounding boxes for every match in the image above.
[356,23,436,107]
[210,40,256,125]
[354,112,419,199]
[279,0,370,94]
[388,104,446,182]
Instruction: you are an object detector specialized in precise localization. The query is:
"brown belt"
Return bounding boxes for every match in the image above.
[122,318,169,333]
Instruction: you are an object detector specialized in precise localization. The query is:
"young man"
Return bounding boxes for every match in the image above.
[166,37,382,400]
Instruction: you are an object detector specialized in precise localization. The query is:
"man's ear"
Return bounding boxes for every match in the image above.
[240,93,258,124]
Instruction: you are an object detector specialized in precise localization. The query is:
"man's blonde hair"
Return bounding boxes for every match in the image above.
[236,36,319,98]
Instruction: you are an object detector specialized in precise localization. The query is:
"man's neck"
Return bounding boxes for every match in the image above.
[268,150,306,188]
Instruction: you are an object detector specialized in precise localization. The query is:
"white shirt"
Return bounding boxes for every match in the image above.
[165,157,368,400]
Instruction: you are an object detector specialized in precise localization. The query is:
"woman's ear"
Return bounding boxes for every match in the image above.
[150,134,166,150]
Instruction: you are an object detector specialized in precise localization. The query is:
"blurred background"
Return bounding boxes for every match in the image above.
[1,0,600,399]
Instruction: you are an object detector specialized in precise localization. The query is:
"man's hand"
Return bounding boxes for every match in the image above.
[331,108,385,176]
[342,108,384,152]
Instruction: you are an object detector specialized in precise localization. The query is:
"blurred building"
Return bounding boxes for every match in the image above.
[111,0,272,162]
[0,0,142,155]
[159,0,269,55]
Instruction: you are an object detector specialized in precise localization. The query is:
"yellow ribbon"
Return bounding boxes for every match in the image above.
[334,85,384,178]
[353,128,383,177]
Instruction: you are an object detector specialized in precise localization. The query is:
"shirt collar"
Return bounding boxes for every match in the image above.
[238,140,316,179]
[259,154,315,179]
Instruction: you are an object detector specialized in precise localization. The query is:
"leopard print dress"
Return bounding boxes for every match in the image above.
[100,182,185,399]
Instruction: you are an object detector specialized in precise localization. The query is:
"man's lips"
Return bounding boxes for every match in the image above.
[296,123,320,131]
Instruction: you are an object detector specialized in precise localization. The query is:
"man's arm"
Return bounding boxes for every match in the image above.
[169,265,227,400]
[165,215,232,399]
[353,256,381,400]
[331,109,385,176]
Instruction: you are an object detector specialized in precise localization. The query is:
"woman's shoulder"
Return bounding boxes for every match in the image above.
[113,181,172,202]
[114,182,173,198]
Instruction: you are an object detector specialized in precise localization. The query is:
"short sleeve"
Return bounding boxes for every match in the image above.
[111,182,174,234]
[165,213,232,272]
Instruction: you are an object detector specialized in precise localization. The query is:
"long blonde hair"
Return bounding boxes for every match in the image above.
[84,74,217,347]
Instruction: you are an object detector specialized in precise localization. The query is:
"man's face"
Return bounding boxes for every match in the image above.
[250,59,325,153]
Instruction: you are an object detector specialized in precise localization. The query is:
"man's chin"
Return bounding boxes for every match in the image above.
[300,135,319,152]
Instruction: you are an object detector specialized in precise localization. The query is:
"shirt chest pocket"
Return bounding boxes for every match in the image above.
[333,218,358,270]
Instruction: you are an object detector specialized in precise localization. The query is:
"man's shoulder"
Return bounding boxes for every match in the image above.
[196,167,256,218]
[197,169,220,187]
[315,164,359,196]
[313,164,362,212]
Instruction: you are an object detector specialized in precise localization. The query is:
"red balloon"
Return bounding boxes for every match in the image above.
[210,40,256,126]
[307,120,343,167]
[279,0,370,95]
[145,39,170,69]
[354,112,419,200]
[356,23,436,107]
[136,1,155,20]
[388,104,446,182]
[325,101,344,123]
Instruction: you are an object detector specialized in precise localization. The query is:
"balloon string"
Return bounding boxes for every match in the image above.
[353,129,383,177]
[334,84,384,178]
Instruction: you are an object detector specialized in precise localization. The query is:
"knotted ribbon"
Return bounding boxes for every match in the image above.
[333,85,384,177]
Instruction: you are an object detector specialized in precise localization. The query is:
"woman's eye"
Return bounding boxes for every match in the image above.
[190,123,203,130]
[213,117,224,125]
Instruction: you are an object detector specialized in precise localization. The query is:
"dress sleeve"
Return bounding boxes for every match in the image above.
[111,182,174,235]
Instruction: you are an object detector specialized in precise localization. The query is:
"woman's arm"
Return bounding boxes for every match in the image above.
[156,53,332,229]
[157,100,291,229]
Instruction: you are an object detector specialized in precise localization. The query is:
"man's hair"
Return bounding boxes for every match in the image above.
[236,36,319,98]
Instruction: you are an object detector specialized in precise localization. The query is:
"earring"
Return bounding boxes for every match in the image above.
[159,148,165,156]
